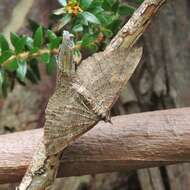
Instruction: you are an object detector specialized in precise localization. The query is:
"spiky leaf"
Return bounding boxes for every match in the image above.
[118,4,135,16]
[0,50,14,65]
[10,33,25,53]
[82,11,100,24]
[0,34,9,52]
[34,26,43,48]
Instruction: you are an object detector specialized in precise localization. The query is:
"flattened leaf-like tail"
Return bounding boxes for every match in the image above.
[44,46,142,156]
[76,46,143,112]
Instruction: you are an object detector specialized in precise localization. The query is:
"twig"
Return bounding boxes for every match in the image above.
[2,48,58,67]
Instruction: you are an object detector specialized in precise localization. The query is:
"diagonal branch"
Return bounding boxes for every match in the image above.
[105,0,166,53]
[0,107,190,184]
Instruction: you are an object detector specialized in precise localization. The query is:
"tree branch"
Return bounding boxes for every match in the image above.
[2,48,58,67]
[0,107,190,184]
[105,0,166,53]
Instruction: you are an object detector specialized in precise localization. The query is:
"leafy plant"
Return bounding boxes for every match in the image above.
[0,0,144,98]
[0,28,60,96]
[53,0,141,52]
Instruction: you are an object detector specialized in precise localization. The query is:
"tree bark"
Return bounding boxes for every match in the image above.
[123,0,190,189]
[0,108,190,184]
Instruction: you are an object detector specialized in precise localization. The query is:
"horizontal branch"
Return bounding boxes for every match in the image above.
[0,107,190,184]
[2,48,58,67]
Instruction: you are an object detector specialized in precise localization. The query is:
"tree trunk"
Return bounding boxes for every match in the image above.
[130,0,190,189]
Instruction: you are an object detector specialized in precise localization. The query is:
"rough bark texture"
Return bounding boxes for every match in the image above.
[136,0,190,189]
[0,108,190,184]
[117,0,190,189]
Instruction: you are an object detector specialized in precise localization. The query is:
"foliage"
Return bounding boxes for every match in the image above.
[0,0,144,98]
[53,0,143,52]
[0,28,60,97]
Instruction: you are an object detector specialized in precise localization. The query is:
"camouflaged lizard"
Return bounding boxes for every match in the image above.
[17,1,165,189]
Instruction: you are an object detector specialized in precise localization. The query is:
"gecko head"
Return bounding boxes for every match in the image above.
[62,30,74,49]
[62,30,74,40]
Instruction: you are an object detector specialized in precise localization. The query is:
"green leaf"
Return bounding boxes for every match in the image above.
[29,59,41,80]
[0,34,9,52]
[40,53,50,63]
[30,47,39,54]
[81,34,96,47]
[58,0,67,6]
[108,18,121,34]
[33,26,43,48]
[87,43,98,53]
[54,14,72,31]
[78,13,88,26]
[0,50,14,65]
[46,56,56,75]
[102,0,112,10]
[90,6,104,14]
[16,60,27,81]
[96,13,114,26]
[26,69,39,84]
[5,59,18,72]
[105,0,116,7]
[47,30,57,41]
[80,0,93,10]
[89,0,103,9]
[112,0,119,12]
[72,24,83,33]
[48,38,61,50]
[10,33,21,50]
[133,0,144,3]
[102,0,117,10]
[47,30,61,49]
[82,11,100,24]
[53,8,66,15]
[25,36,34,50]
[102,28,113,37]
[1,73,8,98]
[10,33,25,53]
[118,4,135,16]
